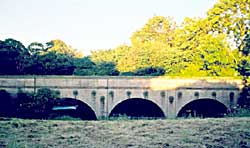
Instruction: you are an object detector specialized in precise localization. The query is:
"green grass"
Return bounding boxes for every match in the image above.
[49,115,82,121]
[227,108,250,117]
[0,117,250,147]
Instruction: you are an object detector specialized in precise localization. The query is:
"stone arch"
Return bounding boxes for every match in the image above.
[109,98,165,118]
[50,98,97,120]
[177,98,228,118]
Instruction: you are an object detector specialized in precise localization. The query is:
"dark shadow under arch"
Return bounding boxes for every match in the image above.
[109,98,165,118]
[50,98,97,120]
[177,98,228,118]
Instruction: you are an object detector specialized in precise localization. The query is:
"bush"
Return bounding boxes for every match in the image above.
[14,88,60,119]
[134,67,165,76]
[120,72,135,76]
[0,89,14,117]
[238,84,250,108]
[14,89,35,118]
[94,62,119,76]
[227,107,250,117]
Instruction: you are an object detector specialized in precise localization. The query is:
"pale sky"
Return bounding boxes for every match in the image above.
[0,0,218,54]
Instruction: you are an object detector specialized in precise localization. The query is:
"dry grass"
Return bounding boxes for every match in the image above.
[0,117,250,148]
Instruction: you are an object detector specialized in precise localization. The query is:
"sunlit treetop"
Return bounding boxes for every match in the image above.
[207,0,250,51]
[46,39,83,58]
[130,16,176,47]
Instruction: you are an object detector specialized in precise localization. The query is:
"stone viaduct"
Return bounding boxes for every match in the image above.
[0,76,242,119]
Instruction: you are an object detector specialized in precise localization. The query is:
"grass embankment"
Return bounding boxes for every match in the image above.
[0,118,250,148]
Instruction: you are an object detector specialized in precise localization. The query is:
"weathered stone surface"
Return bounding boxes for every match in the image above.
[0,76,242,118]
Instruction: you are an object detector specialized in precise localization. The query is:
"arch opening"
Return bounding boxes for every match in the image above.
[109,98,165,118]
[49,98,97,120]
[177,98,228,118]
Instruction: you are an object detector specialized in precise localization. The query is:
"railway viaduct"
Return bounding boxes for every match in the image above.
[0,76,242,119]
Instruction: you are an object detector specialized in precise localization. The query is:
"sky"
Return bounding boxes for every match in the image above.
[0,0,218,54]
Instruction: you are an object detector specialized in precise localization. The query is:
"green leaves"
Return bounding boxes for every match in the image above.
[242,33,250,56]
[238,59,250,77]
[207,0,250,51]
[14,88,60,119]
[1,0,249,77]
[131,16,175,47]
[46,39,83,58]
[73,57,119,76]
[28,42,45,55]
[91,14,239,77]
[23,51,75,75]
[0,38,30,74]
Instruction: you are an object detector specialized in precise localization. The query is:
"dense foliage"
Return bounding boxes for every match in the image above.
[91,0,249,76]
[0,88,59,119]
[1,0,249,77]
[0,39,118,76]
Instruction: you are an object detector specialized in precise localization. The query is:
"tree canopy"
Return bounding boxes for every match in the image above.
[207,0,250,52]
[46,39,83,58]
[1,0,249,77]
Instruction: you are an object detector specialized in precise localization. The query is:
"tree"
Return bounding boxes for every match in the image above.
[181,34,237,76]
[0,38,30,75]
[42,52,75,75]
[0,89,14,117]
[207,0,250,52]
[238,58,250,78]
[73,57,96,76]
[34,88,60,118]
[27,42,46,55]
[115,43,169,73]
[94,62,119,76]
[91,45,131,64]
[174,17,210,51]
[238,86,250,107]
[74,57,120,76]
[14,89,35,118]
[115,45,152,72]
[90,16,238,76]
[238,33,250,82]
[121,16,177,73]
[131,16,176,47]
[237,31,250,107]
[46,39,83,57]
[14,88,59,119]
[23,51,75,75]
[242,33,250,56]
[173,18,237,76]
[134,67,165,76]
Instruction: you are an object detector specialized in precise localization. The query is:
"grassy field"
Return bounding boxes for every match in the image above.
[0,118,250,148]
